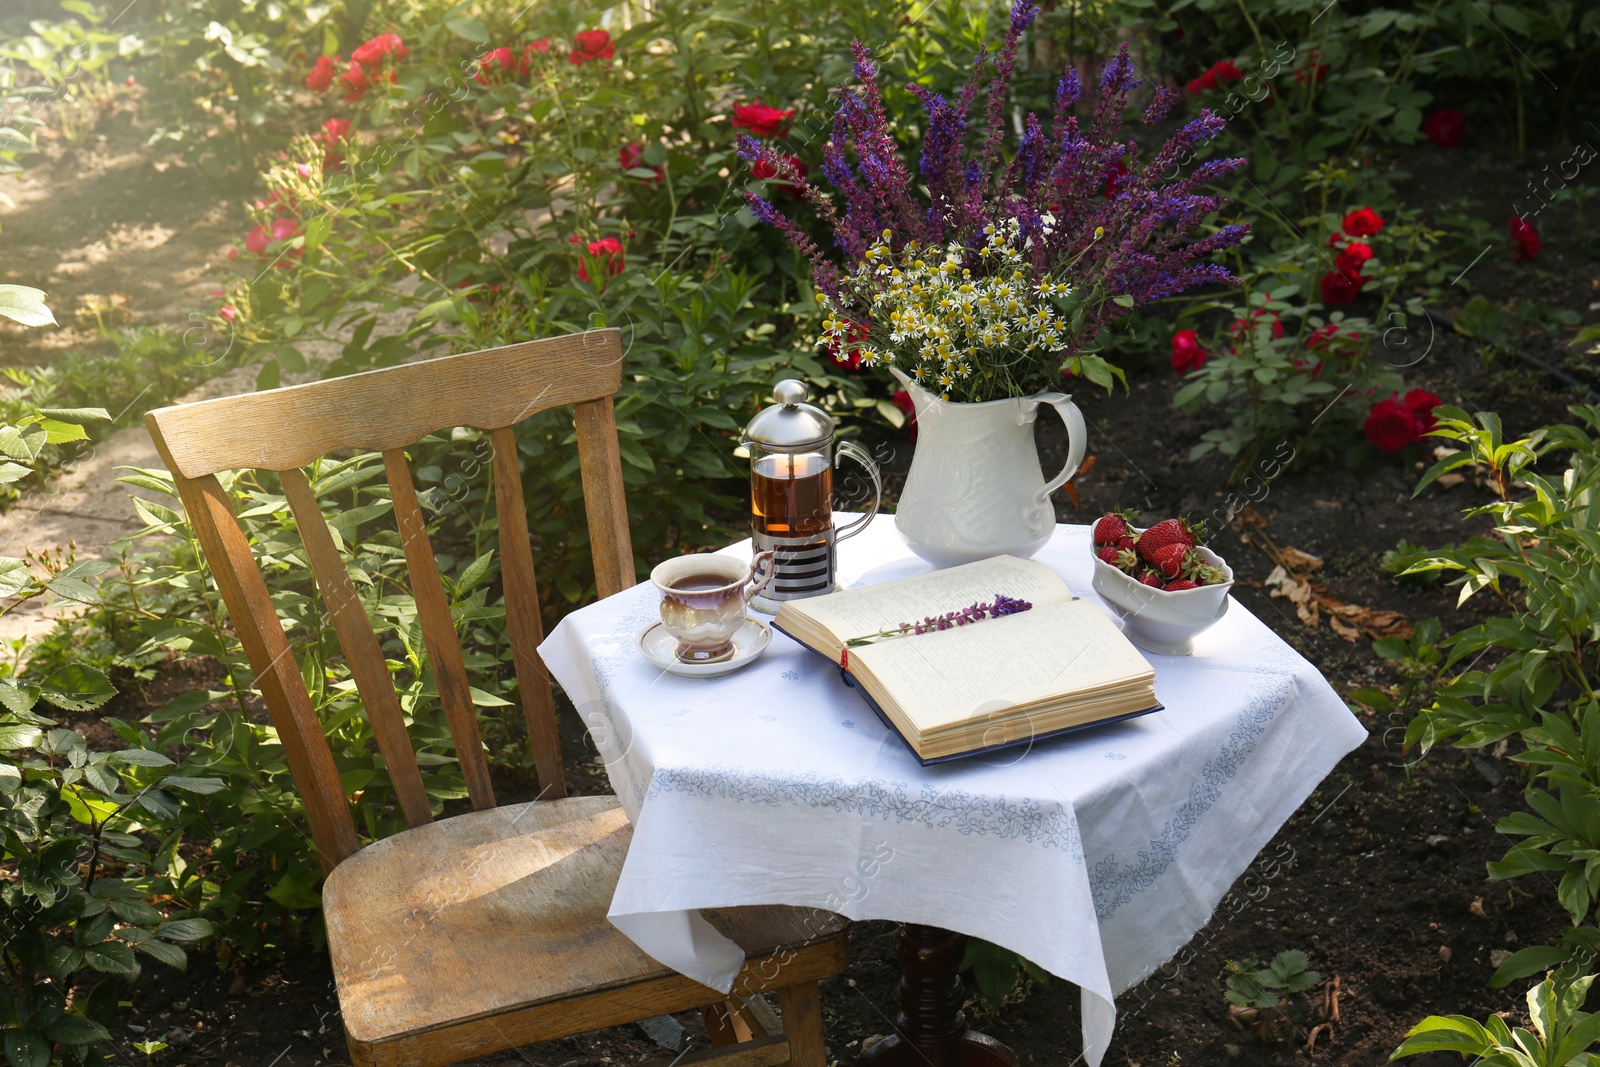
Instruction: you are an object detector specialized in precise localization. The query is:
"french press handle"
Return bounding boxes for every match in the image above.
[833,440,882,542]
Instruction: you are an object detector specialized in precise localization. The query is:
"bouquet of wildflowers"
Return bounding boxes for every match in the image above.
[738,1,1249,403]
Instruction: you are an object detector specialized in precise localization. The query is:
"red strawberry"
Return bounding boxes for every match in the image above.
[1151,543,1193,579]
[1138,571,1164,587]
[1116,535,1137,552]
[1093,512,1129,545]
[1135,516,1207,563]
[1096,544,1122,565]
[1164,578,1199,591]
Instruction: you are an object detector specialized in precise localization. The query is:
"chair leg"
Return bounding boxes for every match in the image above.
[777,982,827,1067]
[700,1003,740,1047]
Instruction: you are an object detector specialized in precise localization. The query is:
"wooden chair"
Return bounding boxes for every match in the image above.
[144,329,848,1067]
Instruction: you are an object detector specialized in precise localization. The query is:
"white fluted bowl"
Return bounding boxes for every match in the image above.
[1090,542,1234,656]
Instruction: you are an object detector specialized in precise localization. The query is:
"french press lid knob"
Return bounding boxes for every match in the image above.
[742,379,834,452]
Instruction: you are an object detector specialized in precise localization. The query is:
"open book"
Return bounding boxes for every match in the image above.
[773,555,1159,763]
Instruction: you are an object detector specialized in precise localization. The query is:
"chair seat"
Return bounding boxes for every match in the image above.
[323,795,848,1055]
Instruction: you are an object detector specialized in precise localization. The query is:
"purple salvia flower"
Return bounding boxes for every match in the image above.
[977,0,1039,192]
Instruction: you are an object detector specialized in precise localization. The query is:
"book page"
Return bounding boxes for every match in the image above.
[849,600,1153,733]
[783,555,1074,647]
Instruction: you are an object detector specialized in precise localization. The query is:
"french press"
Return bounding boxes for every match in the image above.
[741,380,882,613]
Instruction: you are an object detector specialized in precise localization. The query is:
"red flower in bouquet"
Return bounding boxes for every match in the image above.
[1403,388,1442,436]
[569,29,614,65]
[620,142,665,184]
[1170,329,1208,374]
[1335,241,1373,274]
[1342,206,1384,237]
[573,235,625,284]
[1363,395,1418,453]
[1319,269,1365,306]
[731,100,795,138]
[306,54,338,92]
[352,33,408,66]
[1509,216,1540,261]
[1422,109,1464,149]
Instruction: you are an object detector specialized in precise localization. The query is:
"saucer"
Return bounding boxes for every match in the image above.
[636,617,772,678]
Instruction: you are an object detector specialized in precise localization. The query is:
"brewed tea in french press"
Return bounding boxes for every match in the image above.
[742,380,882,613]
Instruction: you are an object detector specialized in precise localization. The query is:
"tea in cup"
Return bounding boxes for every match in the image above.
[650,552,775,663]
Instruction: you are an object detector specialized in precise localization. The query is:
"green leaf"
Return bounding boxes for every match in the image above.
[84,941,136,974]
[468,687,512,707]
[35,407,110,424]
[38,665,117,712]
[0,678,41,715]
[0,462,33,485]
[0,284,56,328]
[108,748,174,768]
[1112,294,1135,308]
[157,776,224,794]
[445,16,488,42]
[0,557,34,597]
[42,1014,111,1045]
[37,419,89,444]
[134,939,187,969]
[155,917,213,942]
[0,724,44,750]
[4,1029,51,1067]
[1392,1014,1493,1059]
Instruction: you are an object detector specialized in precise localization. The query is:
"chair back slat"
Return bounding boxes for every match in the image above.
[490,427,566,799]
[573,396,636,598]
[151,331,625,479]
[174,472,360,868]
[280,467,434,829]
[383,448,497,812]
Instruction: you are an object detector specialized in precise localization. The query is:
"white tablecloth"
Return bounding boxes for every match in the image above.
[538,517,1366,1066]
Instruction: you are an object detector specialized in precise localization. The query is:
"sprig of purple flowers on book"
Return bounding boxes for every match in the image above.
[845,594,1033,648]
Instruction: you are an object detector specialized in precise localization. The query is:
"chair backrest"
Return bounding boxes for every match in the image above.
[144,329,633,872]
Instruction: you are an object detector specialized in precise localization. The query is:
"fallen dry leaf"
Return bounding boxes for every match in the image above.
[1058,454,1097,509]
[1231,506,1268,530]
[1469,897,1488,920]
[1278,546,1324,573]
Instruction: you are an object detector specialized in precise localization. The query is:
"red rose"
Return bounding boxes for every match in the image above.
[1170,328,1207,374]
[1403,388,1442,436]
[824,321,867,372]
[730,99,795,138]
[219,305,238,323]
[1335,241,1373,273]
[271,217,299,243]
[619,141,665,184]
[306,54,338,92]
[569,29,614,65]
[1421,109,1464,149]
[522,38,551,67]
[1210,60,1243,85]
[245,224,271,256]
[1342,206,1384,237]
[1307,323,1360,351]
[1293,51,1329,85]
[1319,269,1365,306]
[1102,160,1128,199]
[318,117,351,144]
[340,60,370,102]
[1364,395,1419,454]
[1509,216,1540,261]
[1228,309,1284,342]
[752,152,806,195]
[891,389,918,442]
[573,235,625,285]
[475,46,518,84]
[352,33,407,66]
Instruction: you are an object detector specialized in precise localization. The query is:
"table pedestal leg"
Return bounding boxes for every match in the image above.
[855,925,1021,1067]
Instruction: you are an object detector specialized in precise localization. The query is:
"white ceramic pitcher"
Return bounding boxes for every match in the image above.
[889,367,1087,567]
